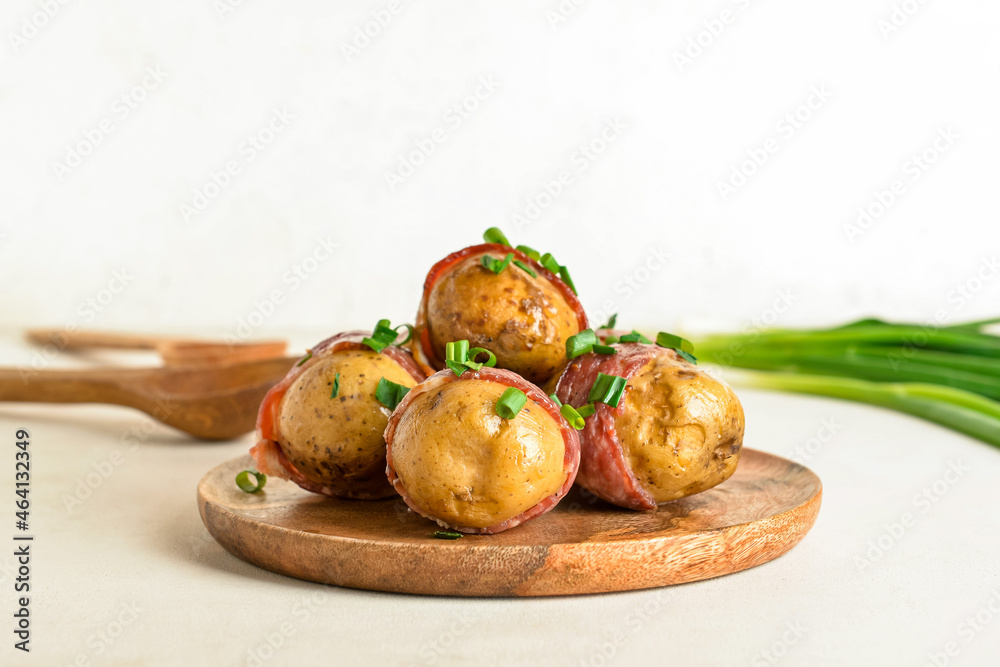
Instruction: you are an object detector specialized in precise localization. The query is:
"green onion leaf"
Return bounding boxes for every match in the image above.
[560,403,585,429]
[516,245,540,262]
[362,318,402,353]
[549,393,563,407]
[619,330,652,344]
[295,351,312,367]
[540,252,561,274]
[467,347,497,368]
[592,344,616,355]
[375,377,410,410]
[446,339,470,363]
[496,387,528,419]
[481,253,514,275]
[576,403,596,418]
[512,259,537,278]
[236,470,266,493]
[675,350,698,364]
[330,373,340,399]
[588,372,628,408]
[394,323,414,345]
[483,227,510,246]
[434,530,463,539]
[656,332,695,354]
[558,265,578,295]
[566,329,598,359]
[598,314,618,330]
[446,360,469,376]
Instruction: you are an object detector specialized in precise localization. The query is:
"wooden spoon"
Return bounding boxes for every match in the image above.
[0,356,298,440]
[25,329,287,368]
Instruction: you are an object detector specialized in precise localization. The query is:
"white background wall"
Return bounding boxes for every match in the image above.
[2,0,999,341]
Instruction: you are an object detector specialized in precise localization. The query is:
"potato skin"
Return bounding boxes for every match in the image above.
[424,252,582,385]
[277,348,418,498]
[389,379,567,529]
[613,351,744,502]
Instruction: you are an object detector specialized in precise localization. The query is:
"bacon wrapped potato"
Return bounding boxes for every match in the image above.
[250,331,425,499]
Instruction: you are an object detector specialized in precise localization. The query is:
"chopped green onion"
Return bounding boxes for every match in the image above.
[548,393,563,407]
[593,344,616,355]
[481,253,514,275]
[512,259,537,278]
[236,470,266,493]
[496,387,528,419]
[576,403,596,418]
[394,324,414,345]
[560,403,585,429]
[483,227,510,246]
[540,252,561,274]
[566,329,598,359]
[598,314,618,330]
[588,372,628,408]
[656,332,695,353]
[516,245,540,262]
[446,340,470,363]
[375,377,410,410]
[330,372,340,399]
[446,340,497,376]
[362,318,402,353]
[558,265,578,295]
[619,330,652,344]
[604,335,620,344]
[656,332,697,364]
[295,351,312,367]
[434,530,463,539]
[466,347,497,369]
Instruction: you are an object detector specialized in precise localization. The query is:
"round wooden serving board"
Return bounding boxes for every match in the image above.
[198,449,821,596]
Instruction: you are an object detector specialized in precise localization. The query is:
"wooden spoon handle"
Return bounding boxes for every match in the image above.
[0,368,134,406]
[24,329,176,351]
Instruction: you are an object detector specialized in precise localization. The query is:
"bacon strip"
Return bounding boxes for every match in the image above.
[549,343,661,510]
[410,243,589,373]
[384,366,581,534]
[250,331,425,497]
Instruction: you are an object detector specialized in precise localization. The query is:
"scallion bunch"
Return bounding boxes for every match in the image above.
[694,317,1000,449]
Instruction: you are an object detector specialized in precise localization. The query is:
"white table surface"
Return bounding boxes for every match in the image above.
[2,332,999,667]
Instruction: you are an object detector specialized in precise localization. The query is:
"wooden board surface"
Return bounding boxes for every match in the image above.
[197,449,821,596]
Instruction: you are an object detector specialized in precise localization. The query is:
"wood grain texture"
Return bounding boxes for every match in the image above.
[197,449,821,596]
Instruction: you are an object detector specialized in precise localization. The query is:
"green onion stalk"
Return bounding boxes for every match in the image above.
[692,317,1000,449]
